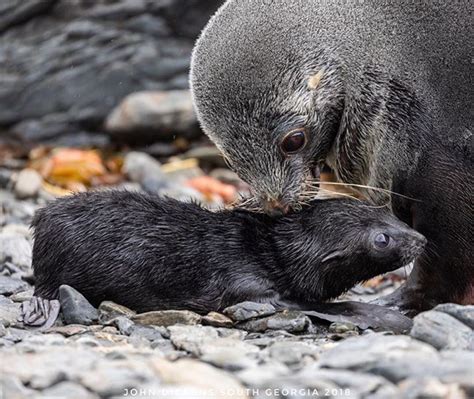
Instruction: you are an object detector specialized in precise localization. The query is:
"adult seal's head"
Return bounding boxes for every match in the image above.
[191,0,347,214]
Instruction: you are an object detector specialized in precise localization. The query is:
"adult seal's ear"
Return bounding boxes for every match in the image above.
[190,0,473,314]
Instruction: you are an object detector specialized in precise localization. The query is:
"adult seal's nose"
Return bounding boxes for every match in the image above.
[263,199,290,217]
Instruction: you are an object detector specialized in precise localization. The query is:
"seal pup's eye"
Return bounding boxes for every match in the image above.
[374,233,391,249]
[280,129,307,155]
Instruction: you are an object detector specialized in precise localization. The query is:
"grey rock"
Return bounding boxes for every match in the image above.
[46,324,96,337]
[397,377,467,399]
[3,327,33,343]
[216,328,247,340]
[296,367,399,398]
[98,301,135,325]
[0,275,28,296]
[238,310,310,333]
[410,310,473,350]
[129,325,164,342]
[0,375,36,399]
[123,151,166,185]
[168,325,219,356]
[236,363,290,387]
[0,232,32,270]
[106,90,200,142]
[113,316,135,336]
[182,146,226,167]
[267,341,319,365]
[9,288,34,302]
[39,381,99,399]
[59,285,98,326]
[224,301,276,322]
[0,0,57,33]
[202,312,234,328]
[132,310,201,327]
[13,168,43,199]
[0,1,221,143]
[329,322,359,334]
[79,361,154,397]
[22,333,67,347]
[320,334,474,385]
[0,295,21,326]
[200,339,260,371]
[435,303,474,329]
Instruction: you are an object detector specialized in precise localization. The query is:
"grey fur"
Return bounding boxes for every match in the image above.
[191,0,473,311]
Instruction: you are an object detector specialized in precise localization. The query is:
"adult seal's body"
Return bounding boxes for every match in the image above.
[190,0,473,313]
[21,190,424,328]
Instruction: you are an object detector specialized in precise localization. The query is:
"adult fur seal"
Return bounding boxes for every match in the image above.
[21,190,425,328]
[190,0,473,313]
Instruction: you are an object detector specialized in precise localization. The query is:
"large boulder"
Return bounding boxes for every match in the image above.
[0,0,222,146]
[105,90,200,142]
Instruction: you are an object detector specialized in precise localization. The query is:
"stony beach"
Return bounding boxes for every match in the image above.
[1,174,473,399]
[1,1,473,398]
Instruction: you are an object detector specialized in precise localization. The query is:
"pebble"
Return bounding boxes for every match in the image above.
[14,168,43,199]
[0,295,21,327]
[9,288,34,302]
[98,301,136,324]
[0,275,28,296]
[236,362,290,386]
[434,303,474,329]
[123,151,167,186]
[168,325,219,356]
[59,285,99,326]
[0,232,32,270]
[267,341,319,365]
[329,321,359,334]
[202,312,234,328]
[410,310,473,350]
[129,325,164,342]
[40,381,99,399]
[398,377,467,399]
[150,358,248,399]
[113,316,135,336]
[200,339,260,370]
[132,310,202,327]
[46,325,95,337]
[224,301,276,322]
[296,367,399,398]
[238,310,310,333]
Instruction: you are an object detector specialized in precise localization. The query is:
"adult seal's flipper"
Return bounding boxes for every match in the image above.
[302,301,413,334]
[20,297,60,330]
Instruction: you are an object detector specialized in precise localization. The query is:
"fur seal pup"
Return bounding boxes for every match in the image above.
[21,190,425,328]
[190,0,473,313]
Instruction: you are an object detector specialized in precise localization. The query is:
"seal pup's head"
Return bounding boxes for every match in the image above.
[271,199,427,301]
[191,0,346,214]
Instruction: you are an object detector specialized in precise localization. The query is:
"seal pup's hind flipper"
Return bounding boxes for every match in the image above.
[20,296,60,330]
[302,301,413,334]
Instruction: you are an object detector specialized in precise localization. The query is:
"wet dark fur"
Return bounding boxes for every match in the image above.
[191,0,473,312]
[31,190,424,314]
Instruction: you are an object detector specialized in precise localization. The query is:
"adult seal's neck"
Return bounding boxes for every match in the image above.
[326,66,431,204]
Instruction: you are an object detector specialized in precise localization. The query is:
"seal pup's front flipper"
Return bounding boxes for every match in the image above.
[20,296,60,330]
[301,301,413,334]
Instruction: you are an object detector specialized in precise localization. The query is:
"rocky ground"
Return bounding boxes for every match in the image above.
[1,162,473,399]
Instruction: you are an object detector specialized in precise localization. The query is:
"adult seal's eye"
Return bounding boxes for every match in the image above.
[374,233,391,249]
[280,129,307,154]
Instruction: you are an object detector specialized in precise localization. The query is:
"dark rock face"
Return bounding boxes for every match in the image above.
[0,0,222,145]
